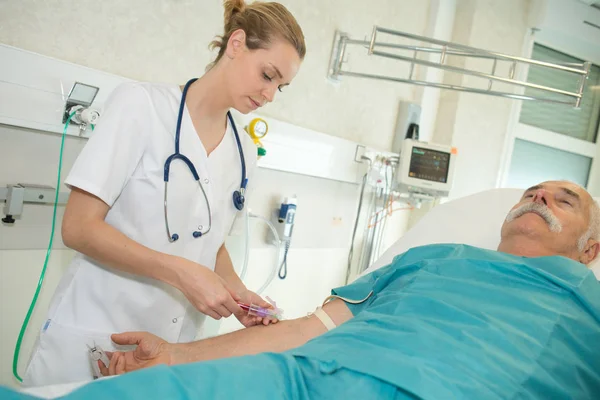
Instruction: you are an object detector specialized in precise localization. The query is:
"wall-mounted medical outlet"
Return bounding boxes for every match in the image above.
[267,196,297,245]
[62,82,100,123]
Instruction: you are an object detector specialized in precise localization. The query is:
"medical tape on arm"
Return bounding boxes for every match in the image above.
[311,307,336,331]
[309,291,374,331]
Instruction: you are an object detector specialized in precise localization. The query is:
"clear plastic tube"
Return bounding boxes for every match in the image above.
[239,209,251,282]
[12,111,76,383]
[257,245,283,295]
[248,213,282,295]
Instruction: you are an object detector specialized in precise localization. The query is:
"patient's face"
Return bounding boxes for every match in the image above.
[500,181,596,263]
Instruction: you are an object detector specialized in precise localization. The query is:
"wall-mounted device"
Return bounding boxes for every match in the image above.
[392,102,421,154]
[1,184,69,224]
[63,82,99,122]
[63,82,101,135]
[391,101,456,198]
[268,196,297,279]
[396,138,456,198]
[245,118,269,157]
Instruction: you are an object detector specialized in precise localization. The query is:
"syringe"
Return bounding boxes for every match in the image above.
[237,297,283,320]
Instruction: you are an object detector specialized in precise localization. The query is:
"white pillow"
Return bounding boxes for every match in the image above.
[365,188,600,278]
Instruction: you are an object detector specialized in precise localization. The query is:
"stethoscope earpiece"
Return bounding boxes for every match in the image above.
[171,234,179,242]
[192,231,203,238]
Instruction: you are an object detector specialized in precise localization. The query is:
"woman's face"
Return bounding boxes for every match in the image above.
[224,30,302,114]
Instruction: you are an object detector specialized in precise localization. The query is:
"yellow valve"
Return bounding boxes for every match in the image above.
[246,118,268,143]
[244,118,269,158]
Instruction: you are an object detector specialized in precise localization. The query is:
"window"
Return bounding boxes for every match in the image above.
[519,44,600,143]
[506,139,592,188]
[503,43,600,190]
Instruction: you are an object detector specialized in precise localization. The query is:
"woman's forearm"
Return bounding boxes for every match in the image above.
[65,217,185,288]
[62,189,185,290]
[214,244,246,293]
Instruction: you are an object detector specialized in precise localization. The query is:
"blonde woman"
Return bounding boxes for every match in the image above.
[23,0,305,386]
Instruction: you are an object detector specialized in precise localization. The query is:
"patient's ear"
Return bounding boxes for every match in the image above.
[581,240,600,266]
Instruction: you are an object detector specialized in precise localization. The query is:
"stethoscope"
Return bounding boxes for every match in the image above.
[164,78,247,242]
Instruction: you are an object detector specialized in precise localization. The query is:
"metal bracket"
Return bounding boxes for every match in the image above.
[327,30,349,83]
[1,184,70,224]
[353,144,367,163]
[328,26,592,108]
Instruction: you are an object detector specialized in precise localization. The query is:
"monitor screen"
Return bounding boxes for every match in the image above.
[408,146,450,183]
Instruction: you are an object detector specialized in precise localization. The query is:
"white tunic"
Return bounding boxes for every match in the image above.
[23,82,258,386]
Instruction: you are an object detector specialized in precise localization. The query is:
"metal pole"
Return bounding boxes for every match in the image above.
[409,50,418,80]
[575,61,592,108]
[374,26,587,74]
[488,59,497,91]
[368,26,377,55]
[338,70,578,106]
[371,49,581,99]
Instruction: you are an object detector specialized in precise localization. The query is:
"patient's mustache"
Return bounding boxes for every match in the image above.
[505,202,562,233]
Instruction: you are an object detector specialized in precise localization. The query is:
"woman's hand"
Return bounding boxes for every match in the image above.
[235,290,279,327]
[174,258,242,319]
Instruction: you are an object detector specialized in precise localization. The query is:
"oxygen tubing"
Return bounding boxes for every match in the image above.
[12,111,76,383]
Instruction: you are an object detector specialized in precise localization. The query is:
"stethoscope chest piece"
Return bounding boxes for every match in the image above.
[233,190,245,211]
[164,78,248,242]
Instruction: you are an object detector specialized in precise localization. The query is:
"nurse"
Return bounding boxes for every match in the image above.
[23,0,305,386]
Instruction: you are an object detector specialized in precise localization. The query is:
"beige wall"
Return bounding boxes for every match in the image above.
[0,0,542,390]
[433,0,532,199]
[0,0,430,150]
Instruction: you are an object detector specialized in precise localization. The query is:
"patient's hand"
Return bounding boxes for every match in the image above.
[100,332,173,376]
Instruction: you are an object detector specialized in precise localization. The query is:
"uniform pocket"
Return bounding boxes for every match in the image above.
[24,320,119,386]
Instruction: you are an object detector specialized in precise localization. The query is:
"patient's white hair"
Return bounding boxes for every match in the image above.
[578,199,600,251]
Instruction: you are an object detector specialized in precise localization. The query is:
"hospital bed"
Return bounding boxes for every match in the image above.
[17,187,600,398]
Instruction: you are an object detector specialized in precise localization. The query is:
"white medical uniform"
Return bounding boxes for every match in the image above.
[23,82,258,386]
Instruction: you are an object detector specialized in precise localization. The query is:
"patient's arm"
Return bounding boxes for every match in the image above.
[103,299,352,375]
[176,298,351,363]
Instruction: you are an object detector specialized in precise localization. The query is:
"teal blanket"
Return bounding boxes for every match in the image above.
[4,244,599,399]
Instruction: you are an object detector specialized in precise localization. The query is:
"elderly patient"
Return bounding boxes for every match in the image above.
[6,181,600,399]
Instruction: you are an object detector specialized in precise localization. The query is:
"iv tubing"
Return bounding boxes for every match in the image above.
[248,213,282,295]
[239,209,251,282]
[12,111,76,383]
[346,172,369,284]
